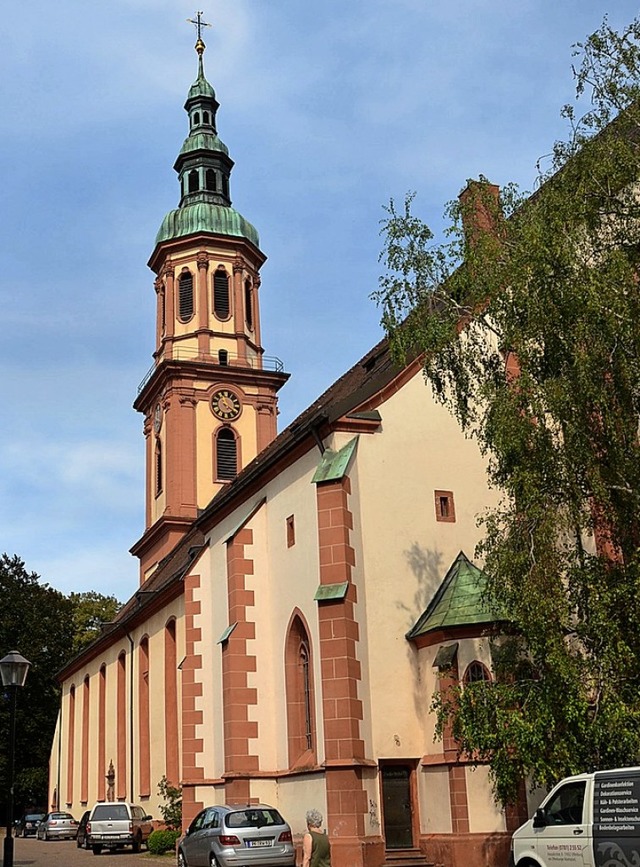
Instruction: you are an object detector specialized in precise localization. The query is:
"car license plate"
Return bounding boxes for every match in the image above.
[247,840,271,848]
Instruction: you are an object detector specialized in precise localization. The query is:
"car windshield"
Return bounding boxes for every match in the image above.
[92,804,128,820]
[226,809,283,828]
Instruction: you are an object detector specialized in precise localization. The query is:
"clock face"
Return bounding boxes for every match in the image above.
[211,389,241,421]
[153,403,163,434]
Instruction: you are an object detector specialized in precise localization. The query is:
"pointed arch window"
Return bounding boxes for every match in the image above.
[214,268,230,319]
[285,614,316,767]
[193,112,200,127]
[203,111,210,125]
[216,427,237,481]
[188,170,199,193]
[178,271,194,322]
[244,279,253,330]
[222,175,229,198]
[463,661,491,684]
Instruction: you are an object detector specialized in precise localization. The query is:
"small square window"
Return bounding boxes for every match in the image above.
[434,490,456,523]
[286,515,295,548]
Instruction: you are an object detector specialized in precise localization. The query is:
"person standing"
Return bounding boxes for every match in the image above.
[302,809,331,867]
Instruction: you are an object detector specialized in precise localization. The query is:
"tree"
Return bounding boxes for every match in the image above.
[68,590,122,654]
[0,557,123,815]
[377,16,640,806]
[0,554,75,812]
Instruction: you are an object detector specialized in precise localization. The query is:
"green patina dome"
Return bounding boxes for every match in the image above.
[155,202,260,247]
[187,75,215,101]
[178,131,229,158]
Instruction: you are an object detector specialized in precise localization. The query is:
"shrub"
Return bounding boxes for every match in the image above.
[147,829,181,855]
[157,775,182,831]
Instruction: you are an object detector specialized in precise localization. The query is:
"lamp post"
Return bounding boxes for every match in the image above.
[0,651,31,867]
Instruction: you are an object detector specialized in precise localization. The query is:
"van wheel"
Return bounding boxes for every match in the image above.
[92,844,102,855]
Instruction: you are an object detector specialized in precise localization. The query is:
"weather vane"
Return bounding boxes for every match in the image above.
[187,11,212,42]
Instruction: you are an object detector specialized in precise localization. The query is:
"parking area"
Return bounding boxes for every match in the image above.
[4,835,172,866]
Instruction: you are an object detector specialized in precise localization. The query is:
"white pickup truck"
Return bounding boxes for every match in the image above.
[87,801,154,855]
[510,766,640,867]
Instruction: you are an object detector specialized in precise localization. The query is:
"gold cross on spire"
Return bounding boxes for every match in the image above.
[187,11,212,42]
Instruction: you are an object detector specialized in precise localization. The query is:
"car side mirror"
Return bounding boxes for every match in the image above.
[532,809,547,828]
[144,815,153,821]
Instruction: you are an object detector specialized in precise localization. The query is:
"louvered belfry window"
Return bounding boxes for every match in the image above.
[213,268,230,319]
[178,271,194,322]
[216,428,237,480]
[244,279,253,330]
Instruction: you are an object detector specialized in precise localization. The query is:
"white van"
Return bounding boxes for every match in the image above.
[510,766,640,867]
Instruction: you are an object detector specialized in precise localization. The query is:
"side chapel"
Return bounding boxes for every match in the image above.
[49,24,529,867]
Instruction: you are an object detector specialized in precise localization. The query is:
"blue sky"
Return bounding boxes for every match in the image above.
[0,1,637,601]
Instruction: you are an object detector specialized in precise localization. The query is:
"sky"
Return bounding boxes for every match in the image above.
[0,0,638,602]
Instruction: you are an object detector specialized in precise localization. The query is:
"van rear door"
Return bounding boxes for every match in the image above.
[593,769,640,867]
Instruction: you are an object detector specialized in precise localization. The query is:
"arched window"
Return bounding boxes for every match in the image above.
[98,665,106,800]
[66,685,76,806]
[164,620,179,786]
[285,614,316,767]
[193,112,200,126]
[463,660,491,684]
[213,268,230,319]
[81,676,90,803]
[203,111,210,125]
[216,427,237,481]
[218,349,229,366]
[188,170,199,193]
[222,175,229,198]
[206,169,217,191]
[155,440,162,496]
[178,271,194,322]
[138,637,150,797]
[117,652,127,800]
[244,279,253,330]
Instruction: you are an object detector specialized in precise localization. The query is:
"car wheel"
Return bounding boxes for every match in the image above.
[132,834,141,853]
[177,851,188,867]
[209,855,220,867]
[92,844,102,855]
[44,831,49,841]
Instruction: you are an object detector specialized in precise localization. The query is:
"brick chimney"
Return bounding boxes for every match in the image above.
[458,179,502,247]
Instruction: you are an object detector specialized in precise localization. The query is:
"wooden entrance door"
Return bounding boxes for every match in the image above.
[381,764,413,849]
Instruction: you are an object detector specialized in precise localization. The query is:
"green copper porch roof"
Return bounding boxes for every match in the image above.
[155,202,260,247]
[406,552,497,639]
[312,438,358,484]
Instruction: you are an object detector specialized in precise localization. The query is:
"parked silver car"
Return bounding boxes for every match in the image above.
[36,811,78,840]
[177,804,295,867]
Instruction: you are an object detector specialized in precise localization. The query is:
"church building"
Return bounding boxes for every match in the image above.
[49,26,525,867]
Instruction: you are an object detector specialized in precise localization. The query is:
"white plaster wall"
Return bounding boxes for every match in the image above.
[466,765,505,833]
[54,593,185,820]
[355,371,500,761]
[277,775,328,839]
[419,766,452,833]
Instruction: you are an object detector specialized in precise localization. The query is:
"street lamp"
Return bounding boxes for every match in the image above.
[0,651,31,867]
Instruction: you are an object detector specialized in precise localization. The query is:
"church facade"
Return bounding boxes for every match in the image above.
[49,31,526,867]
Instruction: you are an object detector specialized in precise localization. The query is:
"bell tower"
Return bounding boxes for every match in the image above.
[132,23,289,582]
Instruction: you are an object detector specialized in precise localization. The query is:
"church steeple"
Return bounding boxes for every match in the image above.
[131,17,289,583]
[176,32,232,210]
